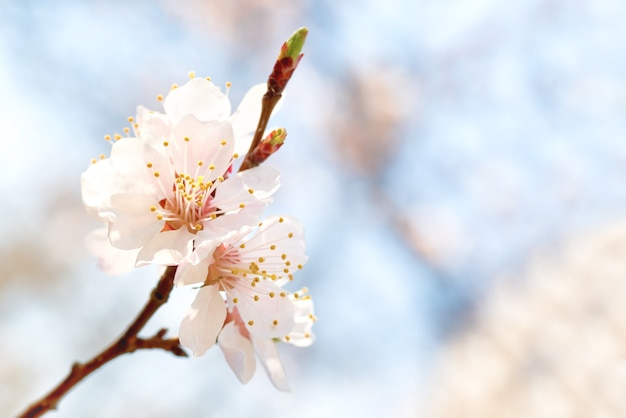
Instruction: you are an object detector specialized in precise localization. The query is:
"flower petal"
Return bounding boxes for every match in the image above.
[107,193,163,250]
[84,228,139,275]
[227,279,295,340]
[164,78,231,125]
[135,228,194,266]
[252,337,291,392]
[172,115,234,176]
[179,285,227,356]
[174,253,211,287]
[218,321,256,384]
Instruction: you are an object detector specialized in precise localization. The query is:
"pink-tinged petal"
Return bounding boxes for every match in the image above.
[285,294,315,347]
[252,337,291,392]
[171,116,234,175]
[179,285,227,356]
[135,228,193,266]
[228,279,295,340]
[218,321,256,384]
[135,105,173,148]
[233,216,308,287]
[211,165,281,210]
[164,78,231,125]
[174,256,210,287]
[81,159,116,215]
[107,193,163,250]
[84,228,139,275]
[200,205,265,240]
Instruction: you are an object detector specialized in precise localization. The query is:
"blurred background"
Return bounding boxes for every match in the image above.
[2,0,626,416]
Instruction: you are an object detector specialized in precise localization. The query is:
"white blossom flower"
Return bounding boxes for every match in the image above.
[81,77,280,271]
[217,292,316,391]
[176,216,308,357]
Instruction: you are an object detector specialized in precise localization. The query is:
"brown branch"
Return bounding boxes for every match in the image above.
[17,266,185,418]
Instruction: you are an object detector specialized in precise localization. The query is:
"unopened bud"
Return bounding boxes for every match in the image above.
[240,128,288,171]
[278,27,308,62]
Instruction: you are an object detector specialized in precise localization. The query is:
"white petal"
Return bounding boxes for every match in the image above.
[172,116,234,175]
[179,285,227,356]
[135,105,173,147]
[211,165,280,210]
[84,228,139,275]
[286,294,316,347]
[164,78,231,125]
[107,193,163,250]
[218,321,256,384]
[236,216,308,286]
[81,159,116,216]
[252,337,291,392]
[135,228,193,266]
[174,256,210,287]
[228,279,295,340]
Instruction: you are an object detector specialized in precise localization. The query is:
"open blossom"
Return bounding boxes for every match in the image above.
[81,77,280,271]
[218,293,316,391]
[175,216,309,358]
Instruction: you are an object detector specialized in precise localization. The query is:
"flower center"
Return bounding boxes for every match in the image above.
[152,170,226,233]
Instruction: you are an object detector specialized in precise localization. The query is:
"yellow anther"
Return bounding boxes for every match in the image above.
[281,254,287,260]
[226,81,232,88]
[258,257,265,263]
[294,293,299,299]
[254,295,259,301]
[123,127,130,134]
[209,164,215,170]
[205,76,211,81]
[197,161,203,166]
[239,203,245,209]
[288,274,294,281]
[156,94,164,101]
[206,181,213,188]
[217,176,224,182]
[288,233,294,238]
[114,133,122,140]
[248,320,254,326]
[154,172,160,177]
[248,188,254,194]
[104,134,111,141]
[251,281,256,287]
[157,214,164,220]
[285,336,291,342]
[194,224,202,230]
[184,136,190,142]
[170,83,179,90]
[220,140,227,146]
[304,333,311,338]
[163,141,169,147]
[232,297,238,304]
[188,71,196,79]
[146,162,153,168]
[283,268,289,273]
[280,292,286,297]
[210,213,217,220]
[233,153,239,159]
[127,116,134,123]
[270,245,276,250]
[239,243,246,249]
[279,217,284,223]
[273,320,278,326]
[297,264,303,270]
[99,154,105,159]
[90,158,97,164]
[254,277,260,283]
[150,206,157,212]
[269,292,275,298]
[285,261,291,266]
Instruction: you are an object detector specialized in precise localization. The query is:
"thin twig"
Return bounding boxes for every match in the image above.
[17,266,185,418]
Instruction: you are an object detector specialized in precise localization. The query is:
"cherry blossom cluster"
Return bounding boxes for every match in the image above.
[81,75,314,390]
